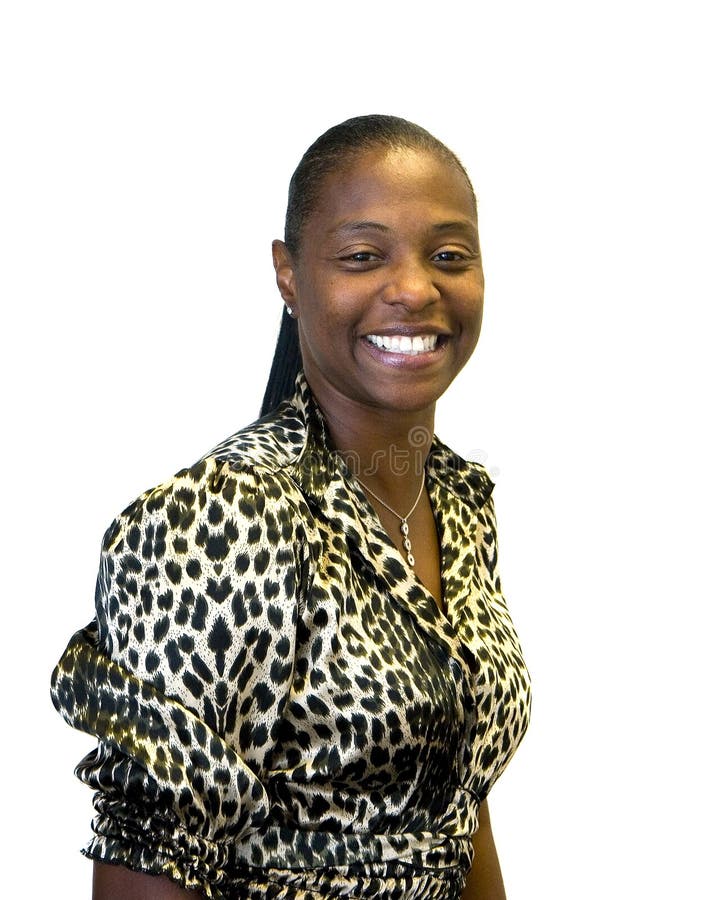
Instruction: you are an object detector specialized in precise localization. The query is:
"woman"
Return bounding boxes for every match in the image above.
[52,115,531,900]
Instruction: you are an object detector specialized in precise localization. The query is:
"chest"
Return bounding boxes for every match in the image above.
[372,495,444,609]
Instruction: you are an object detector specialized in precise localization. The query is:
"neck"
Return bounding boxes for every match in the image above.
[310,387,435,508]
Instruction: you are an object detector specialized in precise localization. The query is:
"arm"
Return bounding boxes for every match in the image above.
[93,862,204,900]
[461,799,507,900]
[51,460,303,895]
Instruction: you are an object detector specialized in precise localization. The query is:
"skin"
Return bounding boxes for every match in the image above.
[464,799,508,900]
[92,863,202,899]
[275,146,506,898]
[274,147,484,449]
[273,147,485,593]
[92,146,505,899]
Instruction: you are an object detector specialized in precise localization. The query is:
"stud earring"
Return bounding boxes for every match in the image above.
[286,305,295,317]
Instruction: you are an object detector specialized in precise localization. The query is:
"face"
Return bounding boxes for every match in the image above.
[272,147,484,421]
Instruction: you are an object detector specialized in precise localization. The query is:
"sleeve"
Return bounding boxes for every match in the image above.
[466,488,532,800]
[50,457,308,893]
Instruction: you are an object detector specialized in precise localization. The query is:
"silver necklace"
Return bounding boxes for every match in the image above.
[356,474,426,566]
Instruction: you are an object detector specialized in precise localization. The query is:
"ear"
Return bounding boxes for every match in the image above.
[272,239,297,304]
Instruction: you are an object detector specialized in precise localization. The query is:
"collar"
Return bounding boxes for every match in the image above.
[284,370,493,515]
[280,372,493,669]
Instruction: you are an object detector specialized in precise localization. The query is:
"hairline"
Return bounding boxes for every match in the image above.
[286,140,477,259]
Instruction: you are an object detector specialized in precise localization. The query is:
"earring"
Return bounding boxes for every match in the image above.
[286,305,295,317]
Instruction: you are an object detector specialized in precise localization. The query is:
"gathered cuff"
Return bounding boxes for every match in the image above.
[52,624,271,842]
[82,791,232,896]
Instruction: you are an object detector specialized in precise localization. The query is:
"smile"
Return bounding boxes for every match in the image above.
[364,334,440,355]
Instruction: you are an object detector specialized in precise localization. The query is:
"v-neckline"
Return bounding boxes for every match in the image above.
[289,382,488,662]
[353,468,460,632]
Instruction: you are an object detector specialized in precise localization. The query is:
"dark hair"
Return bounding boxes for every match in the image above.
[260,114,475,415]
[260,309,303,416]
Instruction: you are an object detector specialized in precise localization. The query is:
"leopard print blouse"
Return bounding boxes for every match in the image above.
[51,372,531,900]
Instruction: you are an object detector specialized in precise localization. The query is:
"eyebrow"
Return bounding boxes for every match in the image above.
[329,221,391,237]
[432,220,478,233]
[330,219,477,237]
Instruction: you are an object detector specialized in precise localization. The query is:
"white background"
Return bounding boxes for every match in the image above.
[1,2,722,897]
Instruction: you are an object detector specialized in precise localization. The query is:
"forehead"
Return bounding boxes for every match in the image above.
[309,147,477,233]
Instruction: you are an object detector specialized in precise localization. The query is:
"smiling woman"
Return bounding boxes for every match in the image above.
[272,147,484,424]
[51,115,531,900]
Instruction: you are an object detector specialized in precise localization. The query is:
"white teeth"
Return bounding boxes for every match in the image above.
[365,334,440,355]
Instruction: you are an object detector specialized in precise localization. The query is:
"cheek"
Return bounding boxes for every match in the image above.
[299,271,349,318]
[461,287,485,327]
[296,290,357,364]
[459,292,484,352]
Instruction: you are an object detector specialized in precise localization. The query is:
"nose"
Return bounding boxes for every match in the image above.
[381,257,440,311]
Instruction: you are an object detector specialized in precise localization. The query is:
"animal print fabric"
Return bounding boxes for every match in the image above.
[51,372,531,899]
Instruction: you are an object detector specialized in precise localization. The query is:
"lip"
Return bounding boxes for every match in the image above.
[362,325,452,338]
[359,332,450,369]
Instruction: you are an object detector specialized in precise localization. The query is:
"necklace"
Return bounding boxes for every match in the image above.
[356,473,426,567]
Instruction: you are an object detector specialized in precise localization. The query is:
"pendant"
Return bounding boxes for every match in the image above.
[401,519,415,566]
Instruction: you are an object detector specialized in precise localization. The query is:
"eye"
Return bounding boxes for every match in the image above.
[433,250,465,262]
[336,248,385,269]
[344,252,379,263]
[431,246,477,268]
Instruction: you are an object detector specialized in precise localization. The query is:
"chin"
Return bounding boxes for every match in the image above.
[373,383,450,414]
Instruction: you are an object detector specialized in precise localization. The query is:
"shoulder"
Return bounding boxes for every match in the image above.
[94,404,313,667]
[101,400,309,558]
[427,435,495,512]
[208,395,308,471]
